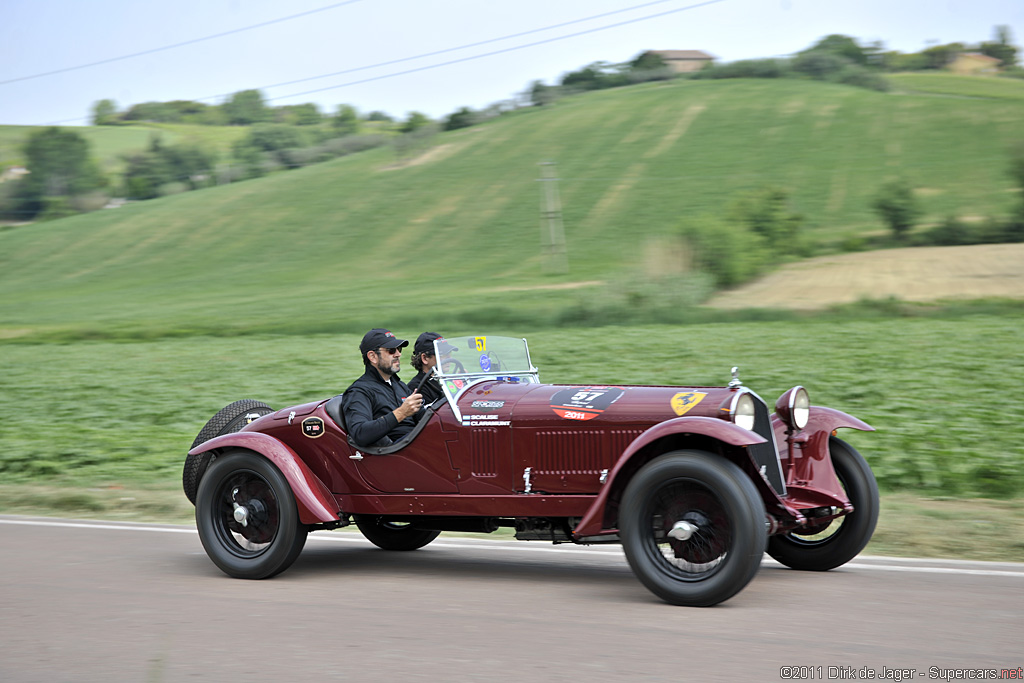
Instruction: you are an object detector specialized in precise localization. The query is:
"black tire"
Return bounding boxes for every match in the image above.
[183,399,273,505]
[354,516,441,551]
[620,451,766,607]
[767,437,879,571]
[195,450,308,579]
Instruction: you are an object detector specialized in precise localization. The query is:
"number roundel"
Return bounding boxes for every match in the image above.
[548,386,625,421]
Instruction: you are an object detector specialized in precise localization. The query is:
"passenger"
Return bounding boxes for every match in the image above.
[342,328,424,447]
[408,332,456,405]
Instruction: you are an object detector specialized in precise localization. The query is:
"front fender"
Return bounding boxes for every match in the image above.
[189,432,340,525]
[572,417,766,539]
[805,405,874,434]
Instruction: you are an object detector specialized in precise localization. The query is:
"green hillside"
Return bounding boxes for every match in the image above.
[2,76,1023,340]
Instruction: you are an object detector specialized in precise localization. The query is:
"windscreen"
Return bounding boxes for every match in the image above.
[434,335,539,398]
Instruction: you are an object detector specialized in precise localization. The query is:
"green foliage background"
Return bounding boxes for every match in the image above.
[2,74,1024,511]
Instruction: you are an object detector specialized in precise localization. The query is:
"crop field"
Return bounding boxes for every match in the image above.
[708,243,1024,309]
[2,316,1021,494]
[1,316,1022,559]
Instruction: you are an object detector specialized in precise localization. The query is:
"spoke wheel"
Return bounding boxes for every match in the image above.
[196,450,307,579]
[183,399,273,505]
[620,451,765,607]
[767,437,878,571]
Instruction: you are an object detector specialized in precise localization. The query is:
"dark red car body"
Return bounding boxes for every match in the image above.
[185,336,878,606]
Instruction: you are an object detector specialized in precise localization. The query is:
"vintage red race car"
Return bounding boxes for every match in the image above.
[183,335,878,606]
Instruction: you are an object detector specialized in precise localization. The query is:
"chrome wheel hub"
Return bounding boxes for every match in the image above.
[668,520,698,541]
[232,502,249,527]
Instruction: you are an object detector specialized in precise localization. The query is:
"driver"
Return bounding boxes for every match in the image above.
[408,332,457,405]
[342,328,424,447]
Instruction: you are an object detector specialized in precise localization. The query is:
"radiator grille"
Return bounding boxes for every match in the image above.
[747,395,786,494]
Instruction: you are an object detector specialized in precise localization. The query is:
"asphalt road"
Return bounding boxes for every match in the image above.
[1,515,1022,683]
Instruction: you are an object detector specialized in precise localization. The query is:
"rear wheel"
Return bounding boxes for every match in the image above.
[767,437,878,571]
[196,450,307,579]
[620,451,766,607]
[183,399,273,505]
[354,516,441,551]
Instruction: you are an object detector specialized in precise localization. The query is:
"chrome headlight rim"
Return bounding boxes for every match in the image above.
[776,386,810,430]
[728,391,756,432]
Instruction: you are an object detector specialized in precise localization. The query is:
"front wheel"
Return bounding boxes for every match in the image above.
[767,437,879,571]
[354,516,441,551]
[196,450,307,579]
[619,451,766,607]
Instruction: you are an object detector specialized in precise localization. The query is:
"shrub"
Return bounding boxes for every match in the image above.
[678,214,769,288]
[873,178,922,241]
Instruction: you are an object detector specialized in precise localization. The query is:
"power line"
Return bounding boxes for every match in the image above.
[38,0,724,126]
[0,0,367,87]
[202,0,693,100]
[266,0,725,104]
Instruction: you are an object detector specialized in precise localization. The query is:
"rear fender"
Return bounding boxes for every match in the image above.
[189,432,341,525]
[572,417,766,539]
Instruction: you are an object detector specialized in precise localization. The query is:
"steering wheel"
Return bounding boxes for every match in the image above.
[441,358,466,374]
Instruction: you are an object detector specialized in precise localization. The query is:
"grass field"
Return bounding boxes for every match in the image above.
[2,77,1024,341]
[2,76,1023,562]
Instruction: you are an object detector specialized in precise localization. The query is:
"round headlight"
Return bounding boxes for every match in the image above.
[775,386,810,430]
[733,392,756,431]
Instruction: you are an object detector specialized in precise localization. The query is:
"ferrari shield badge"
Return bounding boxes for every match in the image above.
[301,416,325,438]
[670,391,707,416]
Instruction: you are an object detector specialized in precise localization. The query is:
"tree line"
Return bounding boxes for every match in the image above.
[2,28,1020,224]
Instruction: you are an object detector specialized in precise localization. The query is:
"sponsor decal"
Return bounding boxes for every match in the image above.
[671,391,707,416]
[550,386,625,421]
[301,416,326,438]
[461,414,511,427]
[444,379,466,395]
[471,400,505,411]
[479,354,492,372]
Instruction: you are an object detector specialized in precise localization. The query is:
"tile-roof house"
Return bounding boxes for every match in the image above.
[644,50,715,74]
[947,52,1002,75]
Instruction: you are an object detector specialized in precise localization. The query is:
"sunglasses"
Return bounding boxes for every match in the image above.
[378,346,402,356]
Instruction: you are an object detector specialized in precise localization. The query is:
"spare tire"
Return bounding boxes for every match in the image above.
[182,399,273,505]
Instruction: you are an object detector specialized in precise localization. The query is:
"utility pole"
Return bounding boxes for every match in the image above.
[538,161,568,274]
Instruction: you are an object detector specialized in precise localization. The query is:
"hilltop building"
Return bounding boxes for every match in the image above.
[641,50,715,74]
[947,52,1002,75]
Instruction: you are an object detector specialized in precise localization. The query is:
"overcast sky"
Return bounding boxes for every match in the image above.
[1,0,1022,127]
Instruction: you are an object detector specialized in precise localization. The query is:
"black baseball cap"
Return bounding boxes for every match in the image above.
[414,332,457,355]
[360,328,409,356]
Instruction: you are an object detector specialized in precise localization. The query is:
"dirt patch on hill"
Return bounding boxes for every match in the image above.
[706,244,1024,310]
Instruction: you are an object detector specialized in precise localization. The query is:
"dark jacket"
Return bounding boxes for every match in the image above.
[342,367,422,447]
[408,371,444,405]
